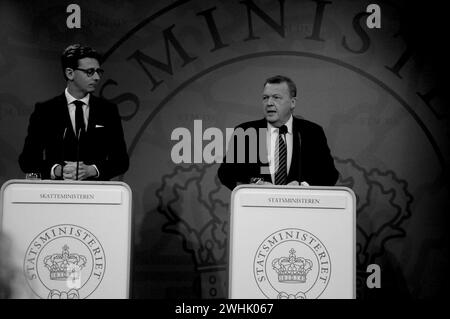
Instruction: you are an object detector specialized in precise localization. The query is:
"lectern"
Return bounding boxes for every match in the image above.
[0,180,132,299]
[228,185,355,299]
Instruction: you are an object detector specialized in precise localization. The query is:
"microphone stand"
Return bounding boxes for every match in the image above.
[76,128,81,180]
[61,127,67,179]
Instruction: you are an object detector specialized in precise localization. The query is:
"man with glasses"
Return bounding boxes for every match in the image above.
[19,44,129,180]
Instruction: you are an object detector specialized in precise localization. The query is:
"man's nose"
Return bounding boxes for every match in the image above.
[92,72,100,81]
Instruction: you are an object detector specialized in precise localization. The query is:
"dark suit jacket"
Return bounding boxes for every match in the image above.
[218,117,339,190]
[19,94,129,180]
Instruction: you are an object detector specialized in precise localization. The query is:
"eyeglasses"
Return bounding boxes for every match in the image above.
[75,67,105,77]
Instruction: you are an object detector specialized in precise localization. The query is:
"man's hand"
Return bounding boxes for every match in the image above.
[62,162,76,180]
[253,180,273,185]
[54,165,63,179]
[286,181,309,186]
[63,161,97,180]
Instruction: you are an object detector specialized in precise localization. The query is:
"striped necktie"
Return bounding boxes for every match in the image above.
[274,125,288,185]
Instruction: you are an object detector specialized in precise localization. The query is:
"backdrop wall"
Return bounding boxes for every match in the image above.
[0,0,448,298]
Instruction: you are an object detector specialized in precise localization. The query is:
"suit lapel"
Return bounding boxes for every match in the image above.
[255,118,268,165]
[54,94,75,139]
[86,95,97,133]
[288,117,302,182]
[252,119,272,182]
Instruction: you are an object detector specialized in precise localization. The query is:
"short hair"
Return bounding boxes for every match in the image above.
[263,75,297,98]
[61,44,102,79]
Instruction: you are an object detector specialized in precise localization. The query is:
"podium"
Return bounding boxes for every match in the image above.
[228,185,355,299]
[0,180,132,299]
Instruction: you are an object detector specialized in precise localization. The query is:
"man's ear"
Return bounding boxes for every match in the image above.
[65,68,74,80]
[290,96,297,110]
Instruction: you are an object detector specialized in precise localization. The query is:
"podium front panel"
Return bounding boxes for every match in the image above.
[229,185,355,299]
[0,180,132,299]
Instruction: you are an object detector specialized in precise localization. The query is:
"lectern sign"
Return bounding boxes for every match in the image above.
[229,185,355,299]
[24,224,106,299]
[0,180,132,299]
[253,228,331,299]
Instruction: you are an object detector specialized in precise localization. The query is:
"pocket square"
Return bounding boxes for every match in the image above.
[95,124,104,128]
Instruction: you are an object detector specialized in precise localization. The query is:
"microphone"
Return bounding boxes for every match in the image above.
[61,127,67,161]
[76,127,81,180]
[58,127,67,180]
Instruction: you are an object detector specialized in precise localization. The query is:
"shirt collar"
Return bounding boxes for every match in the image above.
[65,88,90,106]
[268,115,293,134]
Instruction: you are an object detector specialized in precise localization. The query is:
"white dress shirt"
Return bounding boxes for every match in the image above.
[267,115,293,184]
[51,89,98,179]
[65,88,90,134]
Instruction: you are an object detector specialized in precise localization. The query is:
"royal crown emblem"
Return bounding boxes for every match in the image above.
[43,245,87,281]
[272,249,313,283]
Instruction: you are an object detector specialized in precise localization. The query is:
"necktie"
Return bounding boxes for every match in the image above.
[73,100,85,136]
[274,125,288,185]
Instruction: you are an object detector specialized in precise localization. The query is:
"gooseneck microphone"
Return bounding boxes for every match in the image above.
[59,127,67,179]
[76,128,81,180]
[61,127,67,161]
